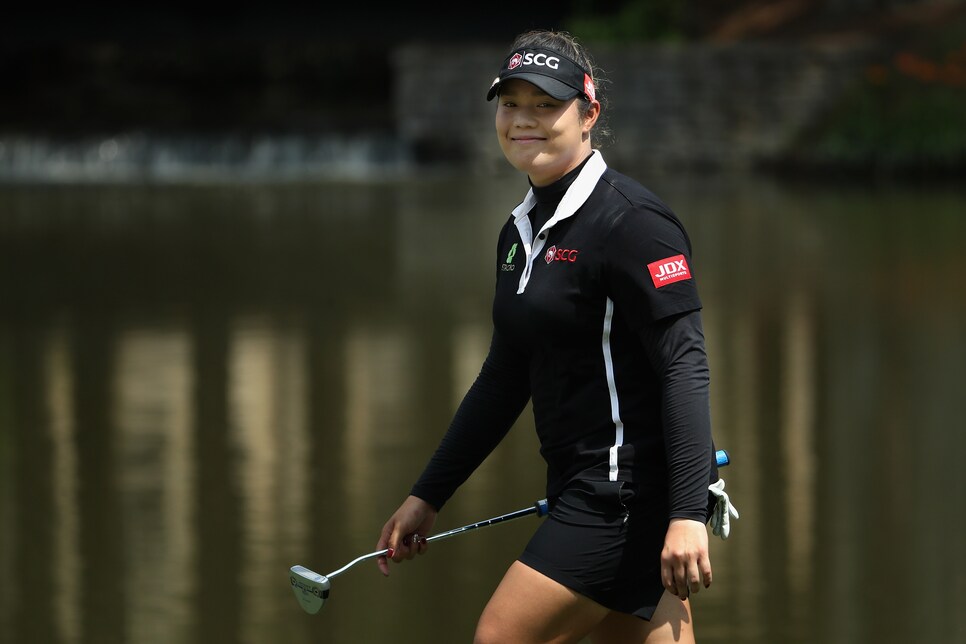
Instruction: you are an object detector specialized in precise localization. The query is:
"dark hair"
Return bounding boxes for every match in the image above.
[508,29,613,148]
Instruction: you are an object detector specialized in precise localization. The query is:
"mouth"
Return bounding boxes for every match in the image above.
[510,136,546,144]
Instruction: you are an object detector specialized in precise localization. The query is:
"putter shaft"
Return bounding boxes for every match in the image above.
[326,499,548,579]
[327,549,389,579]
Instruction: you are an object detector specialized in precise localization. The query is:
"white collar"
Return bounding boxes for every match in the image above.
[511,150,607,294]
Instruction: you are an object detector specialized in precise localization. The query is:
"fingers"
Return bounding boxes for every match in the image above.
[661,519,713,601]
[376,524,394,576]
[662,561,711,600]
[377,527,429,576]
[377,553,390,576]
[398,532,428,559]
[380,534,428,573]
[700,554,713,590]
[376,496,438,576]
[661,559,685,600]
[662,555,710,600]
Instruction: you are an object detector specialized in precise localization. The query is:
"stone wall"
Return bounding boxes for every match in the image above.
[393,41,880,173]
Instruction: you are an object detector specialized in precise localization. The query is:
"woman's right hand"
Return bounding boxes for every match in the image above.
[376,495,438,576]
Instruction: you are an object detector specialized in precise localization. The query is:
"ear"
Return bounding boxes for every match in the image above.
[581,99,601,134]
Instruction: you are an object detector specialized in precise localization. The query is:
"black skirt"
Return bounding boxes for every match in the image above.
[518,478,670,621]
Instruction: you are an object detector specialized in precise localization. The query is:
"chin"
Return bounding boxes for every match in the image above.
[527,159,566,181]
[504,152,541,175]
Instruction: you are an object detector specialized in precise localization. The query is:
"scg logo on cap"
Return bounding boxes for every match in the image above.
[508,51,561,71]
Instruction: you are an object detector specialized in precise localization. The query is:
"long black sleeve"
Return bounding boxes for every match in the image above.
[638,309,716,521]
[410,329,532,511]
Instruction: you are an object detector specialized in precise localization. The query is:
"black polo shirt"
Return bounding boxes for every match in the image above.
[412,151,714,520]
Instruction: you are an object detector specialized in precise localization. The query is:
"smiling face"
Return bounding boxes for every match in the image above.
[494,78,600,187]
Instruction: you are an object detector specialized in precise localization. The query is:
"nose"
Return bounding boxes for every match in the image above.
[512,108,538,128]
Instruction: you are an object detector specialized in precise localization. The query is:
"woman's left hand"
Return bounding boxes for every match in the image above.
[660,518,712,601]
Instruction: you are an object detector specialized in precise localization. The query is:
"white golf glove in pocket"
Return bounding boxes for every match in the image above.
[708,478,740,540]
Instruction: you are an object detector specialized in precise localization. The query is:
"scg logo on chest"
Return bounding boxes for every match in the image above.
[544,245,579,264]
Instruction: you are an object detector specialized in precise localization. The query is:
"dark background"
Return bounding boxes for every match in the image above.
[3,4,573,135]
[5,1,955,136]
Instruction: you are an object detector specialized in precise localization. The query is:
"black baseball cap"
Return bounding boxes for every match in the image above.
[486,47,596,102]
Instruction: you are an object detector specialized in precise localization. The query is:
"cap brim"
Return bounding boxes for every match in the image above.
[486,73,581,102]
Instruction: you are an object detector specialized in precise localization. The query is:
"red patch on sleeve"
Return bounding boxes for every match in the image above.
[647,254,692,288]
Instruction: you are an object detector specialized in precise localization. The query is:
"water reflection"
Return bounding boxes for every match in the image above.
[1,174,964,644]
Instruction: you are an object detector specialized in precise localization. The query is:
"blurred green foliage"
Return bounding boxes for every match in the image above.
[565,0,688,43]
[794,26,966,176]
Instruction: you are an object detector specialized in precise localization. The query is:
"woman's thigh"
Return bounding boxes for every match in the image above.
[589,592,694,644]
[474,561,611,644]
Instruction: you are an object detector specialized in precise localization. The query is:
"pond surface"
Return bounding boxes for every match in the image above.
[1,170,964,644]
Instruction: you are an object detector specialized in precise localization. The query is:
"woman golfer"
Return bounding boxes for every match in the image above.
[377,28,731,643]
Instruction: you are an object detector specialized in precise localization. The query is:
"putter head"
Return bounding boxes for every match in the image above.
[290,565,330,614]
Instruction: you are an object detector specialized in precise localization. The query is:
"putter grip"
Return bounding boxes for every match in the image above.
[535,498,549,517]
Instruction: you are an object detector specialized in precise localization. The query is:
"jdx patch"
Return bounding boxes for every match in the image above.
[647,254,691,288]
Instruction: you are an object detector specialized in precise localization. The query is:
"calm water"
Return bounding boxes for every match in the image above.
[1,171,964,644]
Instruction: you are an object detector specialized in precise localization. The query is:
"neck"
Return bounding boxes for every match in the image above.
[528,148,595,188]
